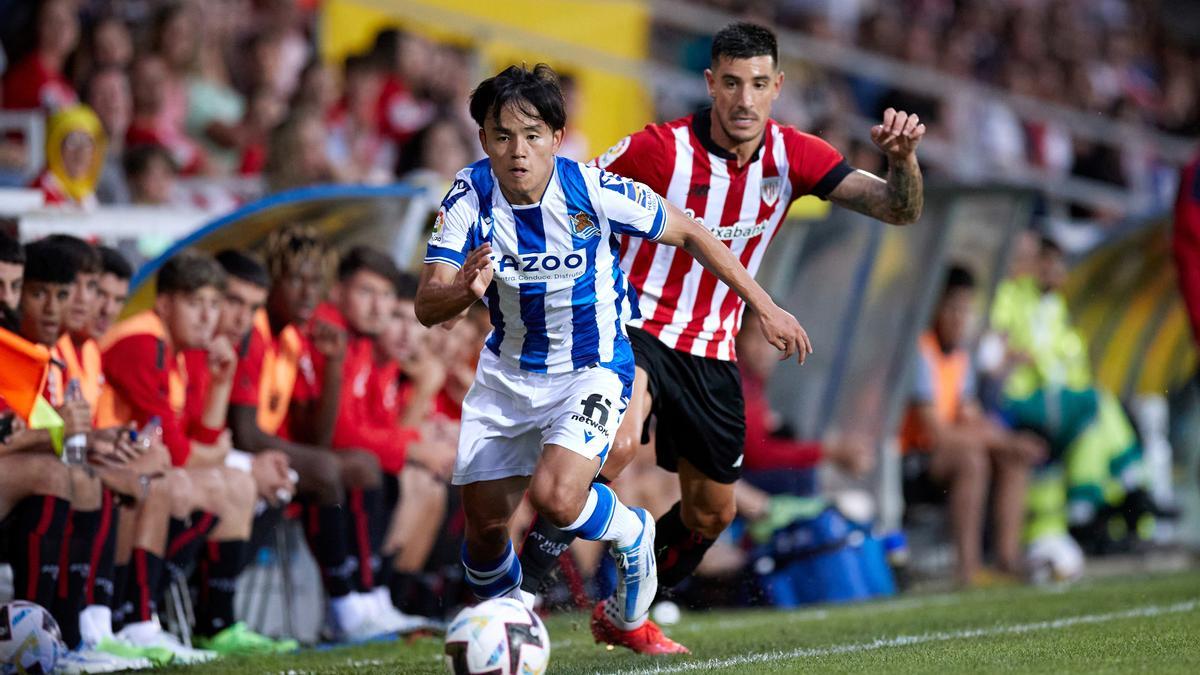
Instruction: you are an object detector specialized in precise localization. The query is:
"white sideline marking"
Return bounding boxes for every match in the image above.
[609,600,1199,674]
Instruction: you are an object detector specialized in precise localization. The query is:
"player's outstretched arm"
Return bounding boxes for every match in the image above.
[657,202,813,363]
[415,244,494,327]
[828,107,925,225]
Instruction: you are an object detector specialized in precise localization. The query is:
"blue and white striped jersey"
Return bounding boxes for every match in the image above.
[424,156,667,380]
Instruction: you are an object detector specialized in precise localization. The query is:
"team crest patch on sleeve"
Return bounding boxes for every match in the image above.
[760,176,784,206]
[430,210,446,243]
[571,211,600,239]
[596,136,631,168]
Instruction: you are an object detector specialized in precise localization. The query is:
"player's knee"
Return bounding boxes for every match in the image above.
[221,467,258,513]
[339,450,382,490]
[34,458,72,500]
[527,476,586,528]
[305,453,344,505]
[682,499,737,539]
[166,469,194,517]
[958,445,990,483]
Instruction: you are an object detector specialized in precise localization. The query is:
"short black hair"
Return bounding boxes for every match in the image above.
[23,240,78,285]
[711,22,778,67]
[337,246,400,287]
[43,234,102,275]
[98,246,132,280]
[0,231,23,265]
[215,248,270,290]
[943,264,976,296]
[393,271,418,300]
[157,249,227,295]
[123,143,176,180]
[469,64,566,132]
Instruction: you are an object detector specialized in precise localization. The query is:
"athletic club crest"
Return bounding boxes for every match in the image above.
[760,176,783,206]
[571,211,600,239]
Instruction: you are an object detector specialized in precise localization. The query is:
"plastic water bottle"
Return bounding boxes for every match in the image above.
[62,378,87,465]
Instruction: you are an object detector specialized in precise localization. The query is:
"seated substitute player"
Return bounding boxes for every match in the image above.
[0,231,23,331]
[415,64,810,636]
[517,22,928,653]
[899,266,1045,584]
[91,245,133,339]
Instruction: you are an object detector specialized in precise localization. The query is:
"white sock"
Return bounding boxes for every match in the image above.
[79,605,114,646]
[561,484,645,548]
[604,596,647,630]
[604,502,645,549]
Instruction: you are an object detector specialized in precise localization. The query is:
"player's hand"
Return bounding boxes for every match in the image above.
[207,335,238,384]
[871,108,925,161]
[57,399,92,440]
[457,244,494,299]
[311,320,347,363]
[756,303,813,364]
[251,450,294,506]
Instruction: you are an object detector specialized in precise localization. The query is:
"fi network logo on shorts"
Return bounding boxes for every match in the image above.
[572,393,612,442]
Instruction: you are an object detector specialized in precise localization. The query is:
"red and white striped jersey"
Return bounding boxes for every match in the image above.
[593,110,852,361]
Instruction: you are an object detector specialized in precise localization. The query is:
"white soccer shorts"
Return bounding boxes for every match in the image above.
[451,349,630,485]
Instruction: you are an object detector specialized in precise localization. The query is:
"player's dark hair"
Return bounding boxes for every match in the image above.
[43,234,102,275]
[263,225,333,282]
[98,246,133,281]
[23,239,78,285]
[711,22,778,67]
[337,246,400,286]
[157,249,227,295]
[216,248,270,290]
[469,64,566,132]
[123,143,176,180]
[943,264,976,296]
[393,271,419,300]
[0,231,24,265]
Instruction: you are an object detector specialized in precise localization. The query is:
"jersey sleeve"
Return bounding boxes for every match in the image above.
[782,127,853,199]
[101,334,192,466]
[590,124,674,194]
[593,169,667,241]
[424,174,478,270]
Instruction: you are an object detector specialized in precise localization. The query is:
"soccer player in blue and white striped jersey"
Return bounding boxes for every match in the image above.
[415,64,809,631]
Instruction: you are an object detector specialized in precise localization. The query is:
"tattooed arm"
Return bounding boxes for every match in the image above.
[828,108,926,225]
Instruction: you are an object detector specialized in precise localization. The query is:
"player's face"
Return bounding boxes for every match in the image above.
[0,261,23,312]
[705,56,782,146]
[64,271,99,335]
[220,276,268,342]
[19,280,70,346]
[339,270,395,337]
[158,287,221,350]
[91,272,128,338]
[271,258,325,326]
[935,288,975,349]
[478,102,563,205]
[1037,249,1067,293]
[380,298,424,362]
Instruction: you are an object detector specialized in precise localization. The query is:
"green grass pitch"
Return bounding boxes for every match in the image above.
[160,569,1200,674]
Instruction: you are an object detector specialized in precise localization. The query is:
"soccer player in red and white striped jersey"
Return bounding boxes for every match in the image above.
[517,22,926,654]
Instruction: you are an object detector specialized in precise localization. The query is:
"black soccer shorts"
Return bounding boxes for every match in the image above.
[628,325,746,484]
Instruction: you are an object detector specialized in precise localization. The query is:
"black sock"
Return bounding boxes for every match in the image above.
[345,487,383,592]
[303,503,354,598]
[165,511,220,579]
[56,507,103,647]
[86,492,119,611]
[518,514,577,594]
[126,548,165,623]
[9,496,71,609]
[654,501,716,590]
[112,564,130,628]
[195,540,249,637]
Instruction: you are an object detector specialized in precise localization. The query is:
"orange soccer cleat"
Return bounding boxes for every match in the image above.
[590,600,690,655]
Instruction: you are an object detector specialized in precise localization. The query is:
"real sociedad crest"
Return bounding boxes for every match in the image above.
[571,211,600,239]
[760,176,783,207]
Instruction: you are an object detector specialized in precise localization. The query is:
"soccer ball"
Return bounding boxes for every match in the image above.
[0,601,65,674]
[444,598,550,675]
[1027,534,1085,584]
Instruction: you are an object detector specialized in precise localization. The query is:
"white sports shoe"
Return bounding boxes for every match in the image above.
[57,647,152,673]
[366,587,441,634]
[612,507,658,622]
[116,620,217,664]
